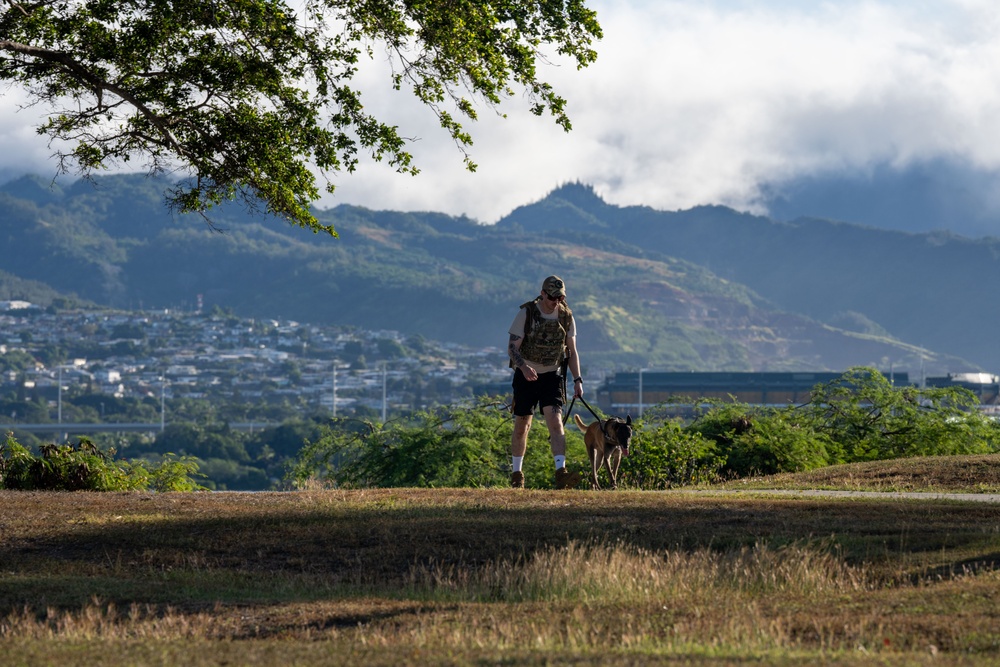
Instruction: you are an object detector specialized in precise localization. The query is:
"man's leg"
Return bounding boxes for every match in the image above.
[510,414,531,488]
[512,414,532,458]
[542,405,566,457]
[543,405,579,489]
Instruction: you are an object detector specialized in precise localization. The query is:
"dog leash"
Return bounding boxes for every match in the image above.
[562,396,576,426]
[563,394,613,441]
[578,395,604,423]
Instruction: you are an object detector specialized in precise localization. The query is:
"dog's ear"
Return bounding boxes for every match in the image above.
[625,414,632,426]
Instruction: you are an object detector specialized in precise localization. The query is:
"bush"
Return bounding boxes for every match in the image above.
[679,366,1000,477]
[724,408,836,475]
[145,454,207,492]
[805,367,1000,460]
[617,419,723,489]
[292,367,1000,489]
[0,433,206,492]
[196,457,271,490]
[291,397,515,488]
[292,396,587,489]
[685,402,834,477]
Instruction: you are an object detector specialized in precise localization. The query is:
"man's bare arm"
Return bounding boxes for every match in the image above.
[508,333,526,368]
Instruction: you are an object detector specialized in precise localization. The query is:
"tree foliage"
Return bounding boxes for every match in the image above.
[291,367,1000,489]
[617,419,723,489]
[290,396,587,489]
[686,401,836,477]
[291,397,514,488]
[0,0,602,232]
[682,367,1000,477]
[805,367,999,461]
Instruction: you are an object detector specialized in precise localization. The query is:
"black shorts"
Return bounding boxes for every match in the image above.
[512,368,564,417]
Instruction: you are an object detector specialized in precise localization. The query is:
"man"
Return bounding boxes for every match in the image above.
[507,275,584,489]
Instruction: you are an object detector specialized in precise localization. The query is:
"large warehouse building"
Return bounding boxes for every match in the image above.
[593,370,1000,418]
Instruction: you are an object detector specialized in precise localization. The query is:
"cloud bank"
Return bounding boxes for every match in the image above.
[3,1,1000,225]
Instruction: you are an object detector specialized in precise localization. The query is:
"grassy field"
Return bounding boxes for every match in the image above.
[719,454,1000,493]
[3,455,1000,665]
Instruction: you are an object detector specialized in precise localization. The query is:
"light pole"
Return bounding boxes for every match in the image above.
[56,364,72,442]
[160,376,166,432]
[638,367,652,419]
[638,368,644,419]
[381,362,388,422]
[56,364,73,426]
[331,361,347,418]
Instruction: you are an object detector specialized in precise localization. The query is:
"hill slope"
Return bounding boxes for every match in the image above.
[499,183,1000,371]
[0,174,981,374]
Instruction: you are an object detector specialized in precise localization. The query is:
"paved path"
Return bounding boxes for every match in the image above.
[680,489,1000,504]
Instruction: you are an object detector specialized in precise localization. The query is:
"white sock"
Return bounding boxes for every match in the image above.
[554,455,566,471]
[512,456,523,473]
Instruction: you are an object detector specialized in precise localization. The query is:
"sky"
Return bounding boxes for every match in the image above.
[3,0,1000,225]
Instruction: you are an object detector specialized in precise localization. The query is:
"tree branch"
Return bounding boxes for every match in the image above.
[0,39,187,156]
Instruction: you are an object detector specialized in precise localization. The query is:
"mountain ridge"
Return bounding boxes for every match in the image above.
[0,174,986,375]
[500,182,1000,372]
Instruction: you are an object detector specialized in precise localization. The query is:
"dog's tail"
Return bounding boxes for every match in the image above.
[572,413,588,433]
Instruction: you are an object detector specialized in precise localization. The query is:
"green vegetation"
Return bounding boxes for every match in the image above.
[292,399,517,489]
[0,1,600,231]
[293,367,1000,490]
[3,401,329,491]
[616,418,725,489]
[6,365,997,493]
[0,433,204,492]
[807,367,996,460]
[293,396,592,490]
[4,173,974,373]
[682,367,1000,479]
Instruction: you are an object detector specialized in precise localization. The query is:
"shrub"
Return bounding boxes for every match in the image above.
[146,454,207,492]
[685,402,834,477]
[0,434,36,489]
[724,407,837,475]
[617,419,723,489]
[196,458,270,491]
[292,396,588,489]
[288,367,1000,489]
[0,433,206,492]
[804,367,1000,461]
[291,397,514,488]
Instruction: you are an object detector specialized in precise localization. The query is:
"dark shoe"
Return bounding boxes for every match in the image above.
[554,467,580,490]
[511,471,524,488]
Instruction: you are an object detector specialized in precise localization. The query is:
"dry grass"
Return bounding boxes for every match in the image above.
[405,540,871,604]
[2,456,1000,665]
[723,453,1000,493]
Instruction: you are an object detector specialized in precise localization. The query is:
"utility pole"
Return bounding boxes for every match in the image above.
[57,365,67,442]
[332,364,338,418]
[638,367,645,419]
[160,377,166,432]
[381,363,387,422]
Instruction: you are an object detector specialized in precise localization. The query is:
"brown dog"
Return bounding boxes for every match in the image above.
[573,413,633,490]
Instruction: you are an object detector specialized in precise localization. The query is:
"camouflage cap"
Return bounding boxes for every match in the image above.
[542,275,566,298]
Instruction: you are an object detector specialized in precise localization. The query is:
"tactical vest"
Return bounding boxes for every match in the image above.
[514,299,573,368]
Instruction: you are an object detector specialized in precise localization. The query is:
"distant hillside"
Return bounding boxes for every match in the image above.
[499,183,1000,372]
[0,270,88,308]
[0,173,982,375]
